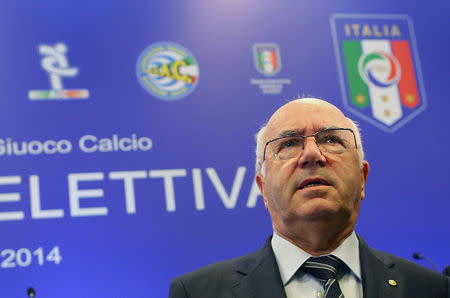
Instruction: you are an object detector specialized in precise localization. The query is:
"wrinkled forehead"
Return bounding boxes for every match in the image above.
[265,99,350,139]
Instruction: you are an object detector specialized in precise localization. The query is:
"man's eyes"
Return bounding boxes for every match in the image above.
[319,135,345,146]
[279,138,302,150]
[322,135,341,143]
[275,132,348,153]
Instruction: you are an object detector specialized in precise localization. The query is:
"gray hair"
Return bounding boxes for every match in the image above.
[254,117,365,176]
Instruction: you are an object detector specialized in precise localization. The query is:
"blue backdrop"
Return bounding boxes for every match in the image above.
[0,0,449,297]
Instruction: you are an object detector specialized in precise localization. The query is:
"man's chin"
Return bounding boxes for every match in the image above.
[293,198,342,221]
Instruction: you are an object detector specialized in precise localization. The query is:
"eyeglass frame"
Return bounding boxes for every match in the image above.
[262,127,358,162]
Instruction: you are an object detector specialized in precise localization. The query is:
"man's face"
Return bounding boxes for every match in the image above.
[256,100,369,233]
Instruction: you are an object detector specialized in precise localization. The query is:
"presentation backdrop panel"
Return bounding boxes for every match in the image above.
[0,0,449,297]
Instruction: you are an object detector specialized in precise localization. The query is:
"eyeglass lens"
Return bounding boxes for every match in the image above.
[270,129,354,160]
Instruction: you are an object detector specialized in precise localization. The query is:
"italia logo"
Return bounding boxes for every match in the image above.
[331,14,427,132]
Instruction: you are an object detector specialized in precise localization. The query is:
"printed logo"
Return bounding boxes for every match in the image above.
[330,14,426,132]
[136,42,199,101]
[250,43,291,95]
[253,43,281,76]
[28,42,89,101]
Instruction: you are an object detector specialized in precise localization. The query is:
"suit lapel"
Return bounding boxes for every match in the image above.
[231,237,286,298]
[358,234,401,298]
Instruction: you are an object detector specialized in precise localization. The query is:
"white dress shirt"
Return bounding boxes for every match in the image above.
[271,231,363,298]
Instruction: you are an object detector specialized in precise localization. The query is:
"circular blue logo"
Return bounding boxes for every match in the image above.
[136,42,199,101]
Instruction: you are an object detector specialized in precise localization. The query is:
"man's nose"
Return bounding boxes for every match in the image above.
[297,137,326,167]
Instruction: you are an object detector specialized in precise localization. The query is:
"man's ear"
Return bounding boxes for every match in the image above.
[360,161,369,200]
[256,174,269,210]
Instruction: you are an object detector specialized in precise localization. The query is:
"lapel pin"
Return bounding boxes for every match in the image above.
[388,279,397,287]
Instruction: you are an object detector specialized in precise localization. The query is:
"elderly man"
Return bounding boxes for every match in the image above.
[169,98,450,298]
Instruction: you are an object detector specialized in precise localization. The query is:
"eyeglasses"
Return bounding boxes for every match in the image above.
[263,128,358,161]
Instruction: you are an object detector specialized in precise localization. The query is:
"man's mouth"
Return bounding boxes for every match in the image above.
[298,178,331,190]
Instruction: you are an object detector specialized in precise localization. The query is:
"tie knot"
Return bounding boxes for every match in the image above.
[302,255,344,282]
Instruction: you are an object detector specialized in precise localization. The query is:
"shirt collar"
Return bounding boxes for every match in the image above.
[271,231,361,285]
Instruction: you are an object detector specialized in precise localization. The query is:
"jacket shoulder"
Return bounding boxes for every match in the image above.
[169,245,267,298]
[369,246,449,296]
[370,246,441,277]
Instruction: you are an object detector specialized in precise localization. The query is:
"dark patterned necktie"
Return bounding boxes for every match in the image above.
[302,255,345,298]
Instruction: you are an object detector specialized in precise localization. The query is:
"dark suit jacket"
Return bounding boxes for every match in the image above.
[169,235,450,297]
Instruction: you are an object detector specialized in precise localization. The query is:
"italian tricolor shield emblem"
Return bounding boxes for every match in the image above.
[331,14,427,132]
[253,43,281,76]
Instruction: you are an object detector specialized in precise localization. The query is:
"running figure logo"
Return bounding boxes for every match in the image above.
[28,42,89,100]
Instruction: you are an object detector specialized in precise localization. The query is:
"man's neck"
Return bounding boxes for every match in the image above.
[273,222,355,256]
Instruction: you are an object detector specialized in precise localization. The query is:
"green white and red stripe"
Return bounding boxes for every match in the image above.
[28,89,89,100]
[257,50,278,75]
[342,39,420,126]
